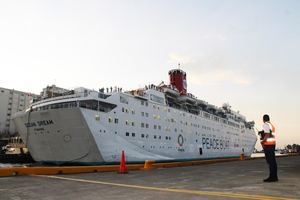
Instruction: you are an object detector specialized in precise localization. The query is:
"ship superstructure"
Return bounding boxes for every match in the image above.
[13,69,257,164]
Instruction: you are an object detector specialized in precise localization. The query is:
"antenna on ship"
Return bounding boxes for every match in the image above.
[178,62,181,69]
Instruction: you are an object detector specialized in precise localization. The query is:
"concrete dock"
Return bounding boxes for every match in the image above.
[0,156,299,200]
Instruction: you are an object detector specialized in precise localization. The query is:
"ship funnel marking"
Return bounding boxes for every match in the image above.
[169,69,187,96]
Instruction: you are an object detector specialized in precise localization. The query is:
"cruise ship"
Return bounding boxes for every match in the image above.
[13,69,257,164]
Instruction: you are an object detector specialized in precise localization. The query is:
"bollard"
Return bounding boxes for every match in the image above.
[240,153,245,161]
[143,160,155,170]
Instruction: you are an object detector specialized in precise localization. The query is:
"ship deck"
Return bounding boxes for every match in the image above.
[0,155,299,200]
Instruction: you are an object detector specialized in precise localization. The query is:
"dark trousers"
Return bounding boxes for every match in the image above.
[264,145,278,179]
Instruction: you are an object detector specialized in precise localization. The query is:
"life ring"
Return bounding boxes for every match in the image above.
[178,134,184,146]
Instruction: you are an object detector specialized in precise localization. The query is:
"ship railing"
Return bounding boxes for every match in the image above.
[31,93,83,107]
[186,93,196,99]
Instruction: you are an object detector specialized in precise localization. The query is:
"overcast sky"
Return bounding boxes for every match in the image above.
[0,0,299,149]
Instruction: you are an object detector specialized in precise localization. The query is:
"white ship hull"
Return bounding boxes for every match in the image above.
[13,91,257,164]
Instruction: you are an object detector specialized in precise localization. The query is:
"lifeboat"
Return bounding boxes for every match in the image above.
[177,93,196,104]
[163,86,180,97]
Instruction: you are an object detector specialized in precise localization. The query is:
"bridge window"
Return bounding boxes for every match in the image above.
[79,100,116,112]
[150,94,164,104]
[120,95,129,104]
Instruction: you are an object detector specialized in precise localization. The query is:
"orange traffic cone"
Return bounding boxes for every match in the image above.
[119,150,128,174]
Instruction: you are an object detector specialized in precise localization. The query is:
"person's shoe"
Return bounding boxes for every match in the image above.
[263,177,278,182]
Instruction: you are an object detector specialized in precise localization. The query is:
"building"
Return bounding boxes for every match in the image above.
[40,85,70,99]
[0,87,39,136]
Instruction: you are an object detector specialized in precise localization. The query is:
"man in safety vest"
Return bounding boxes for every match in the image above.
[260,114,278,182]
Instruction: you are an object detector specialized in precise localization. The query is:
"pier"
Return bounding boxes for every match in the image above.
[0,155,299,199]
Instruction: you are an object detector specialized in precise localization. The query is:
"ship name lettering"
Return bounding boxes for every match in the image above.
[25,122,37,128]
[25,120,54,128]
[37,120,54,126]
[202,137,229,150]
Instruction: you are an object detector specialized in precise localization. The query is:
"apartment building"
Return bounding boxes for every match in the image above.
[0,87,39,135]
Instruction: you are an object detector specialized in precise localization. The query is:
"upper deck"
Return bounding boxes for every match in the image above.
[27,82,254,131]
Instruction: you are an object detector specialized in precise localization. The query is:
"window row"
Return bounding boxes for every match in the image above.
[141,101,149,106]
[125,132,172,140]
[141,112,149,117]
[107,115,240,133]
[108,117,119,124]
[122,107,135,114]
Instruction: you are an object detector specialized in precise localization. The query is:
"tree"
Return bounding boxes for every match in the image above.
[286,144,300,153]
[292,144,297,149]
[297,145,300,153]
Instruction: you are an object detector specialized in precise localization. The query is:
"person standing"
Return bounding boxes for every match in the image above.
[260,114,278,182]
